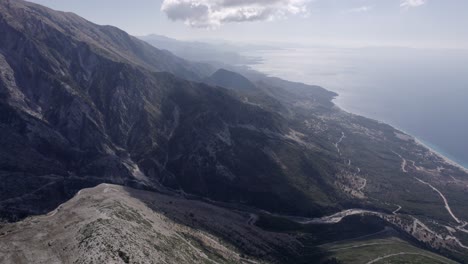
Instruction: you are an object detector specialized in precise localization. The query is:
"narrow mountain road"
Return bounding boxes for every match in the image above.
[298,209,381,225]
[409,216,468,250]
[334,132,366,193]
[401,159,408,173]
[393,205,402,215]
[356,169,366,193]
[412,217,444,240]
[358,178,367,191]
[392,151,408,173]
[335,132,345,156]
[456,223,468,234]
[415,178,462,224]
[393,152,463,224]
[254,208,387,227]
[393,152,468,248]
[447,235,468,250]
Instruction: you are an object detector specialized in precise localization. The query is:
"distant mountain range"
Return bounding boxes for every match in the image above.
[138,34,271,65]
[1,1,468,263]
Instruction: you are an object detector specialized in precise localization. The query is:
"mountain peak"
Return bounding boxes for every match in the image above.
[0,0,210,81]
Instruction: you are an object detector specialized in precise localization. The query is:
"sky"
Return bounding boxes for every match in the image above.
[28,0,468,49]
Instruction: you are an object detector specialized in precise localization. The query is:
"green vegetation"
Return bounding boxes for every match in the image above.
[322,237,457,264]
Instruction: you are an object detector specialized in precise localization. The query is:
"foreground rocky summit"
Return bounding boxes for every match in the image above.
[0,184,457,264]
[1,0,468,263]
[0,184,282,264]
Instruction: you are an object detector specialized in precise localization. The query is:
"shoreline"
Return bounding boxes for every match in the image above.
[244,53,468,174]
[332,98,468,173]
[413,137,468,174]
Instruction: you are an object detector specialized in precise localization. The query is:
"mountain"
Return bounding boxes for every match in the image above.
[0,1,215,81]
[1,184,298,264]
[1,184,457,264]
[1,0,468,263]
[0,0,335,220]
[207,69,258,92]
[138,34,265,65]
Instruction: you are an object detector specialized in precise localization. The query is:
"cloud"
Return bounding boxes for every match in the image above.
[161,0,309,28]
[344,6,373,13]
[400,0,427,8]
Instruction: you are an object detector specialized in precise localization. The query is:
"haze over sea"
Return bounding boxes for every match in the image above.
[244,46,468,169]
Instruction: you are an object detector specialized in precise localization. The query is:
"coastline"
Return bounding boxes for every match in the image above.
[332,98,468,173]
[413,137,468,174]
[244,51,468,174]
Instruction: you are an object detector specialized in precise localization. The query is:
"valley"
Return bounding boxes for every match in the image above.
[0,0,468,263]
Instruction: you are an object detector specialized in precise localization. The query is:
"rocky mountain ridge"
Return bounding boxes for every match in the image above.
[0,0,336,220]
[1,0,468,263]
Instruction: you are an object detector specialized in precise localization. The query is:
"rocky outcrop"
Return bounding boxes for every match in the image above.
[0,184,298,264]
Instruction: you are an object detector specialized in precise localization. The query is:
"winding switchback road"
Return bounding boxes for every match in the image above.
[392,151,408,173]
[392,205,402,215]
[335,132,345,156]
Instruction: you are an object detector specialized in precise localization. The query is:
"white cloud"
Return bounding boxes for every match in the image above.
[400,0,427,9]
[344,6,373,13]
[161,0,309,28]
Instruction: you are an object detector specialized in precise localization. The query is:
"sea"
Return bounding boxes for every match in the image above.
[243,46,468,169]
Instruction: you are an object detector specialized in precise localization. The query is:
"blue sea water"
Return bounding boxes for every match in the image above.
[244,46,468,169]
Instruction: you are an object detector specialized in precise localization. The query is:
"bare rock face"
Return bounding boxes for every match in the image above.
[1,184,461,264]
[0,184,306,264]
[1,1,468,263]
[0,184,258,263]
[0,0,336,221]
